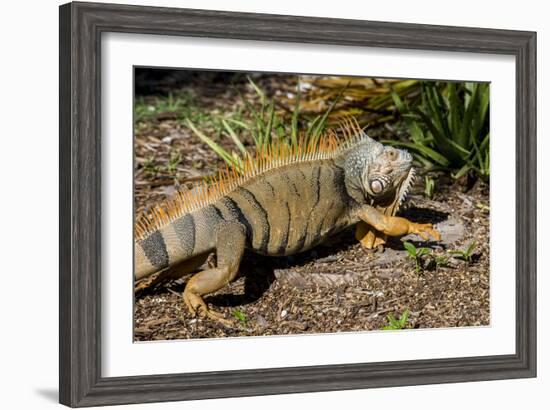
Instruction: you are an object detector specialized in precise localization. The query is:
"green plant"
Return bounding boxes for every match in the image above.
[403,241,431,274]
[450,241,477,263]
[382,309,410,330]
[166,151,182,174]
[388,81,490,180]
[142,155,159,176]
[134,91,192,122]
[185,119,245,170]
[434,254,451,268]
[476,202,490,212]
[424,175,435,199]
[231,309,247,326]
[185,77,344,171]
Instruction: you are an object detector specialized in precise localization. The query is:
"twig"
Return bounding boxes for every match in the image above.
[166,287,181,297]
[366,307,395,320]
[381,295,407,306]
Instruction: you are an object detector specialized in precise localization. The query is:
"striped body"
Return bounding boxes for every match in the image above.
[135,159,359,279]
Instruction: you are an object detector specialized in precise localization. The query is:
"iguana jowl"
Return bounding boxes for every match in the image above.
[135,121,440,323]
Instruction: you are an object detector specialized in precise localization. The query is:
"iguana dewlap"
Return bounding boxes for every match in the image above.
[135,122,440,323]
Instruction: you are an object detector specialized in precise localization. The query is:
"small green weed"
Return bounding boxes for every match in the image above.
[422,252,451,271]
[434,254,451,268]
[231,309,247,326]
[135,91,191,121]
[450,241,477,263]
[142,155,159,176]
[476,202,490,212]
[403,241,431,274]
[166,151,182,175]
[424,175,435,199]
[382,309,410,330]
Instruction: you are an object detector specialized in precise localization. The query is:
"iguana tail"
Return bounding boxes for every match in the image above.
[134,207,219,279]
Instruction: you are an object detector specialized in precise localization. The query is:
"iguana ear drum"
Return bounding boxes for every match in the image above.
[370,179,385,193]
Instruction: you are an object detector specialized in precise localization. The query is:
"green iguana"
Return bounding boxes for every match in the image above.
[135,119,440,324]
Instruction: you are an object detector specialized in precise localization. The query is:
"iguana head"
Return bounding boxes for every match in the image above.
[343,136,415,213]
[364,145,413,201]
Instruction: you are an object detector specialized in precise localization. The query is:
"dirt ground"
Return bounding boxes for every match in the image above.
[133,73,490,341]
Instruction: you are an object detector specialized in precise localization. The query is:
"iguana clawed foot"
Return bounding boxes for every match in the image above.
[183,289,233,326]
[408,222,441,242]
[356,208,441,250]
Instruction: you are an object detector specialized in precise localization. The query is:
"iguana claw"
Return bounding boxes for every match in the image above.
[183,290,233,326]
[409,222,441,241]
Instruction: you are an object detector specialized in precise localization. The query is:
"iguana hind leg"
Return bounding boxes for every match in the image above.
[358,206,441,242]
[183,222,246,325]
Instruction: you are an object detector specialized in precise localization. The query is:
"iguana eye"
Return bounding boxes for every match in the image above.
[387,149,398,160]
[371,179,384,193]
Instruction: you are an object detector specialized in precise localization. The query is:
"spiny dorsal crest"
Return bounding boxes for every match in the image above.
[135,117,369,240]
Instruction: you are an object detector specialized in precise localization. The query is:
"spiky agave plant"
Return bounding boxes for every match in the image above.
[388,81,490,180]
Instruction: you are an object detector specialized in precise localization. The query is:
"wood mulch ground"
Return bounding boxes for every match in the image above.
[134,181,490,340]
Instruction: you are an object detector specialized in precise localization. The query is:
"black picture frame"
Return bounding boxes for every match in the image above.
[59,1,536,407]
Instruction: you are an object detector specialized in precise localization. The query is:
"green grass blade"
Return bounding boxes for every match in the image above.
[263,101,275,147]
[409,122,426,144]
[479,132,490,152]
[447,82,462,138]
[225,118,250,129]
[311,84,347,140]
[306,116,321,140]
[452,163,472,179]
[390,89,408,112]
[423,84,447,140]
[433,83,452,138]
[414,109,462,164]
[186,119,241,168]
[470,129,485,171]
[417,248,430,257]
[247,76,265,103]
[399,310,410,327]
[291,81,301,147]
[457,82,480,149]
[236,88,263,147]
[447,137,472,158]
[221,119,247,155]
[478,132,490,177]
[471,83,490,142]
[388,314,399,328]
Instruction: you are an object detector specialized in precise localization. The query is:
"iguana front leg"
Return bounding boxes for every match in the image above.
[355,221,387,249]
[357,205,441,243]
[183,222,246,325]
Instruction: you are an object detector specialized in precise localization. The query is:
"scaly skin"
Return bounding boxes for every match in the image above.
[135,132,440,324]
